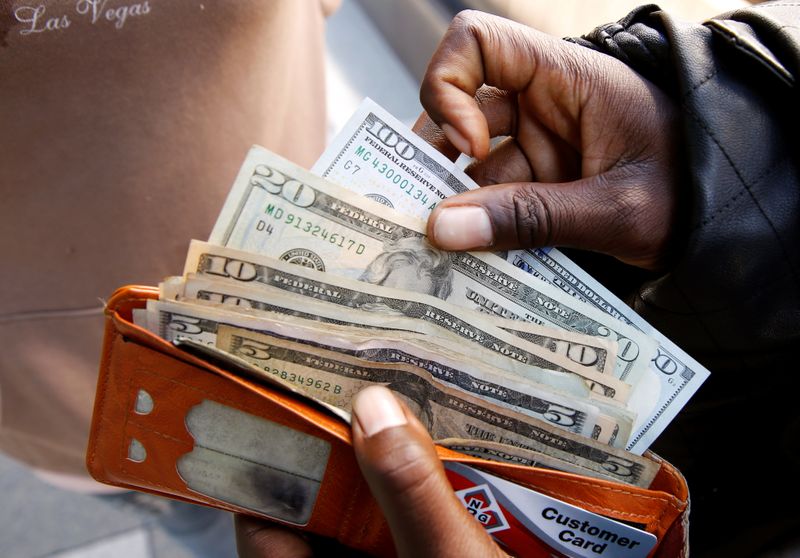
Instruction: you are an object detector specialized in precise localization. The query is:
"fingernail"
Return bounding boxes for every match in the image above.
[433,206,494,250]
[352,386,407,438]
[441,123,472,157]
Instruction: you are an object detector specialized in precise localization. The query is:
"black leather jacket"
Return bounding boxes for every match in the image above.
[570,2,800,556]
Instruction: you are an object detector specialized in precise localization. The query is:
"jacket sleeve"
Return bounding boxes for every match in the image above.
[570,1,800,376]
[570,3,800,555]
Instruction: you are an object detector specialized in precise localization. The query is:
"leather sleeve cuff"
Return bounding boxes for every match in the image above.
[565,4,675,94]
[568,3,800,369]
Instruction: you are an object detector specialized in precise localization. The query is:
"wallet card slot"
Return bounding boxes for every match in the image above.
[177,399,331,526]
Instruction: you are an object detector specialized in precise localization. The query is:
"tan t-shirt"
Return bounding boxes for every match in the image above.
[0,0,331,476]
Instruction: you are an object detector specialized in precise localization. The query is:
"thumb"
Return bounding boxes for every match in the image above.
[351,386,503,558]
[426,170,673,270]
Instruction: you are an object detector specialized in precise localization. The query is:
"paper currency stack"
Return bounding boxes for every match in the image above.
[138,99,709,490]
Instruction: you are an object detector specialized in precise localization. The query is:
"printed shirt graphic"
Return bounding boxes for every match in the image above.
[3,0,153,43]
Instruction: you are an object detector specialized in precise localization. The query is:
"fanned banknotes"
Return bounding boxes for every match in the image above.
[208,148,654,397]
[136,99,707,488]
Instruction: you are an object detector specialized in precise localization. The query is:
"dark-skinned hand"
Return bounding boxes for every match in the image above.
[416,10,682,271]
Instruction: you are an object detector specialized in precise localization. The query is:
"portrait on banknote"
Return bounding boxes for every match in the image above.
[360,236,453,298]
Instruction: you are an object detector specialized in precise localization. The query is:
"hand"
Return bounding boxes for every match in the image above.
[417,10,682,270]
[235,386,505,557]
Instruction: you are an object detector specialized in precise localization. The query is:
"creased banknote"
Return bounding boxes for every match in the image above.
[213,327,656,488]
[184,240,633,402]
[437,438,631,484]
[148,294,628,441]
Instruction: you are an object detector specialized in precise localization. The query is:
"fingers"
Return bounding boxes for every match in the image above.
[420,10,579,160]
[427,168,675,270]
[418,11,682,270]
[351,386,503,558]
[235,515,313,558]
[413,86,518,163]
[412,111,460,161]
[464,137,532,186]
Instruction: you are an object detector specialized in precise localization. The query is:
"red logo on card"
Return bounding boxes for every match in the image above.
[456,484,510,534]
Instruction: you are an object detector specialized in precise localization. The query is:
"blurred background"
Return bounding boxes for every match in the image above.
[0,0,747,556]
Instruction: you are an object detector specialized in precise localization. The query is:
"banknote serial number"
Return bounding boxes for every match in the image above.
[344,145,436,210]
[258,206,366,254]
[264,367,344,394]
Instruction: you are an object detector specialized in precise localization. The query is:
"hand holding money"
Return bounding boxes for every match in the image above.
[147,134,696,488]
[140,80,698,558]
[416,10,681,271]
[142,63,706,497]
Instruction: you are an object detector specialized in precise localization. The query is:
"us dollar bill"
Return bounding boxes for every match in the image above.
[208,146,653,390]
[184,240,633,402]
[213,327,656,488]
[436,439,629,484]
[172,275,637,447]
[173,272,618,392]
[311,97,476,216]
[505,249,711,452]
[167,275,596,400]
[487,315,618,378]
[150,301,648,483]
[148,294,620,440]
[148,301,599,437]
[313,98,710,453]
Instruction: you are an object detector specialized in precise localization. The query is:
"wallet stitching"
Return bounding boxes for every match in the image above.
[134,362,334,440]
[529,487,660,522]
[88,329,121,473]
[547,494,669,528]
[658,462,686,502]
[120,467,187,494]
[125,418,187,444]
[120,371,134,468]
[128,371,322,465]
[118,469,273,521]
[644,451,687,501]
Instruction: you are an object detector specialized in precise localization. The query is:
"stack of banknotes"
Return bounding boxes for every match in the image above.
[137,99,709,490]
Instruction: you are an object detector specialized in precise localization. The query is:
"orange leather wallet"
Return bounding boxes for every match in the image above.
[87,286,690,557]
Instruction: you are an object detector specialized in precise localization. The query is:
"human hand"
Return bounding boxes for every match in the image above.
[235,386,505,558]
[417,11,682,271]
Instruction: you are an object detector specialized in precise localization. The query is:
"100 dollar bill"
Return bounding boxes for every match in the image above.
[312,97,476,216]
[507,248,711,452]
